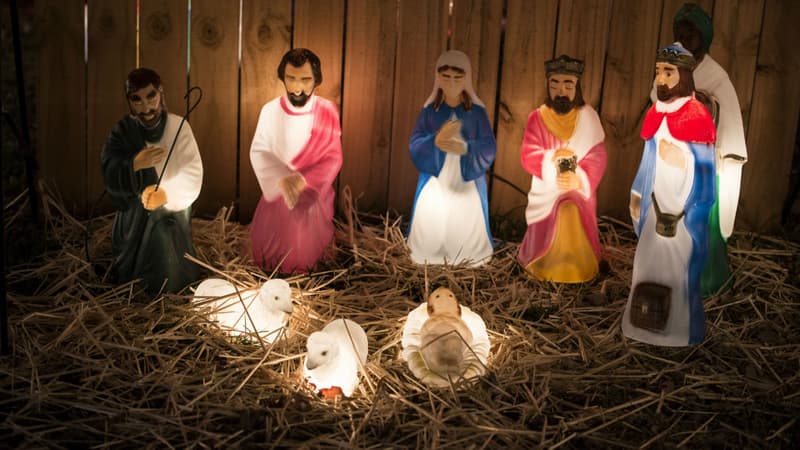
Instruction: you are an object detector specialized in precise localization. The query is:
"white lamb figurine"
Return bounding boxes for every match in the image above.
[304,318,369,399]
[192,278,294,343]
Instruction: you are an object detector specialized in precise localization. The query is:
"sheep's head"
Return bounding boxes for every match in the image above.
[258,279,294,314]
[305,331,338,370]
[427,287,461,317]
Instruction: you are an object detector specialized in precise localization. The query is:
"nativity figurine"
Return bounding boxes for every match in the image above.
[249,48,343,273]
[517,55,607,283]
[101,68,202,295]
[406,50,496,267]
[623,43,716,346]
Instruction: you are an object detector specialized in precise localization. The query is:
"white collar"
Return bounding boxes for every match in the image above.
[655,95,691,113]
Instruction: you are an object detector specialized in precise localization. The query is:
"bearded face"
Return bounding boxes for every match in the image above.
[654,62,695,103]
[546,74,582,115]
[283,62,316,107]
[127,84,164,127]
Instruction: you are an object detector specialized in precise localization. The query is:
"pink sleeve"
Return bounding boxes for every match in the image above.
[579,141,607,192]
[520,109,561,179]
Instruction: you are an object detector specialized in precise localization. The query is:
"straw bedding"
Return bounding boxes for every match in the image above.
[1,189,798,449]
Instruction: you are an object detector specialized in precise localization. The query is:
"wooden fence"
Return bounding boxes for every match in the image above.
[33,0,800,233]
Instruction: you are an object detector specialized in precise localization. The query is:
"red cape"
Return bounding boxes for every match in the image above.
[640,98,716,144]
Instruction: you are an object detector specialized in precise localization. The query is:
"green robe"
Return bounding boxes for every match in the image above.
[101,112,200,294]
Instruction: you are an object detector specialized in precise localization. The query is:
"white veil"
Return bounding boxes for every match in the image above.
[423,50,485,108]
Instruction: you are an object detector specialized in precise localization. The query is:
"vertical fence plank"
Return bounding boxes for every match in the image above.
[491,0,558,220]
[36,0,87,215]
[293,0,345,107]
[554,0,612,109]
[450,0,503,125]
[658,0,714,48]
[338,0,398,212]
[597,0,663,219]
[386,0,449,217]
[710,0,764,130]
[87,0,137,215]
[189,0,239,217]
[140,0,188,98]
[238,0,292,223]
[738,0,800,231]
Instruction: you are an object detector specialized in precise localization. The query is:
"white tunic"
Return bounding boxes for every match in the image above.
[148,113,203,211]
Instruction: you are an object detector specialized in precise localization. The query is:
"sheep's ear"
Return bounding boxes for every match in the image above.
[457,303,462,316]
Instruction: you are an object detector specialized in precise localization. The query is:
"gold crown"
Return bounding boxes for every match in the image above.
[656,45,696,70]
[545,55,585,77]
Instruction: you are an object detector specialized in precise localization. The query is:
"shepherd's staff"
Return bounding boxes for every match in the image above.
[154,86,203,192]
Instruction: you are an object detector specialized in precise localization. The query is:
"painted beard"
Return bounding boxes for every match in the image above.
[288,91,311,107]
[551,96,574,115]
[134,106,164,128]
[656,84,682,102]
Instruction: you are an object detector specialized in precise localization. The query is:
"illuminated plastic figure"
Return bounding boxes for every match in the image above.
[623,44,716,346]
[401,287,490,387]
[650,3,748,294]
[249,48,343,273]
[406,50,496,266]
[101,68,202,294]
[517,55,607,283]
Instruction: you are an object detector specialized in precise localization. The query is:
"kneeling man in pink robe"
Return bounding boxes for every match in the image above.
[249,48,343,273]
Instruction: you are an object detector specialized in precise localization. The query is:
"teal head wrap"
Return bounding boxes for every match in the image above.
[673,3,713,52]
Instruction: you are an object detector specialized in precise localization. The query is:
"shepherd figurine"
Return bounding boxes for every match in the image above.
[101,68,203,295]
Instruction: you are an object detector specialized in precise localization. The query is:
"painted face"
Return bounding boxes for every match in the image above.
[127,84,163,127]
[654,62,681,102]
[283,62,316,107]
[548,73,578,114]
[437,67,466,106]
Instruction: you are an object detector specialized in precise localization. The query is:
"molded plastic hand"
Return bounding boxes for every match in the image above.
[556,172,582,191]
[435,120,467,155]
[142,184,168,210]
[630,192,642,222]
[658,139,686,169]
[278,172,307,210]
[133,146,167,172]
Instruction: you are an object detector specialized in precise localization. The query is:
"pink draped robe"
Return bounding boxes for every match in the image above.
[517,106,607,271]
[250,96,343,273]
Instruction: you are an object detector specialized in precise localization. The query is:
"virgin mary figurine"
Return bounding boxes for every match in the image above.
[406,50,497,266]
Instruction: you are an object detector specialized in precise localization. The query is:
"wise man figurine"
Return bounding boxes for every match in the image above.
[249,48,343,273]
[650,3,748,295]
[406,50,496,266]
[623,43,716,346]
[101,68,203,294]
[517,55,607,283]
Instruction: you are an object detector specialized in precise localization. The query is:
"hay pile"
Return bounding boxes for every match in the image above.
[1,190,798,449]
